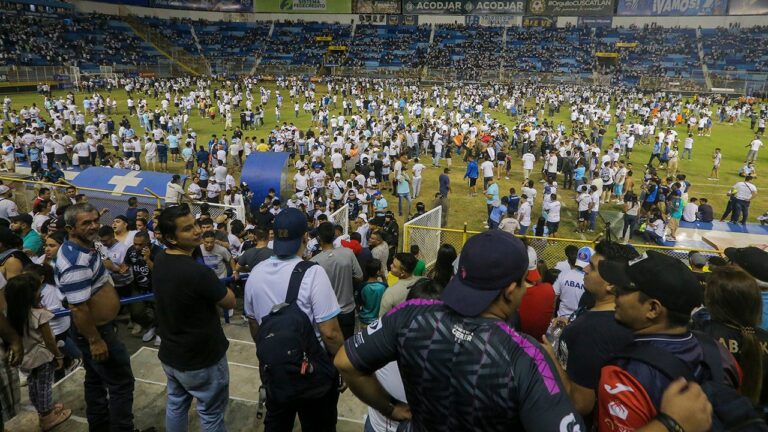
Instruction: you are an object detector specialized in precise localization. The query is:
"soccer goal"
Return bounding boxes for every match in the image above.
[403,206,442,267]
[330,204,349,235]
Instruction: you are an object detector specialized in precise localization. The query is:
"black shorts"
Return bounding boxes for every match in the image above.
[159,154,168,163]
[185,161,193,170]
[579,210,590,221]
[642,201,654,211]
[469,177,477,187]
[602,184,613,192]
[546,221,560,233]
[171,148,180,155]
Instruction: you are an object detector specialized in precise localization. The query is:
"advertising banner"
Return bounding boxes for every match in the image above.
[151,0,251,11]
[527,0,614,15]
[353,0,401,12]
[95,0,150,6]
[522,15,557,25]
[616,0,728,15]
[576,15,613,25]
[254,0,352,13]
[728,0,768,14]
[465,14,518,24]
[403,0,525,14]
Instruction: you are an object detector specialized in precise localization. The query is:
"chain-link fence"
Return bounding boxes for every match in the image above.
[329,204,349,235]
[403,207,443,266]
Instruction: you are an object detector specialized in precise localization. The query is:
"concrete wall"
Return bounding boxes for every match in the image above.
[71,0,767,27]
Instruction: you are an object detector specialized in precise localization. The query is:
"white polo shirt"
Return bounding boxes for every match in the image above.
[734,181,757,201]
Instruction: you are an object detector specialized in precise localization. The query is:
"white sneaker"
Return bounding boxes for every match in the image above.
[142,327,157,342]
[154,335,161,347]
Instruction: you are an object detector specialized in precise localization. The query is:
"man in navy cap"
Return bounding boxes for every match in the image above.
[243,208,344,431]
[335,230,586,431]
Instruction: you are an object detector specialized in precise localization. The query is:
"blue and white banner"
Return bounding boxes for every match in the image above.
[617,0,728,15]
[465,14,518,25]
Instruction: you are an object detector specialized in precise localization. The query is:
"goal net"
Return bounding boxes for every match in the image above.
[330,204,349,236]
[403,206,442,267]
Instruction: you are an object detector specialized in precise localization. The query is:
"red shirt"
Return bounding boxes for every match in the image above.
[518,282,555,341]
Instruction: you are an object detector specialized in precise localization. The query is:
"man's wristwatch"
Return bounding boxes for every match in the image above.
[655,412,684,432]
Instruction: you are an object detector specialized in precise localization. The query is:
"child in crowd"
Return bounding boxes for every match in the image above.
[358,259,387,325]
[5,274,71,431]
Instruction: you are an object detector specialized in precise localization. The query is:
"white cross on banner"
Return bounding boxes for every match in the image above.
[108,171,142,195]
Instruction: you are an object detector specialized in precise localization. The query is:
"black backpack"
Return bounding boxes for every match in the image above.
[256,261,336,405]
[613,332,767,432]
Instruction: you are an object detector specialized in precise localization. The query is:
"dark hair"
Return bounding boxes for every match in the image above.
[594,240,640,262]
[23,263,55,285]
[157,204,192,245]
[47,230,67,246]
[393,252,417,274]
[705,266,763,404]
[202,231,215,239]
[349,232,362,242]
[98,225,115,237]
[427,244,457,288]
[407,278,442,300]
[565,245,579,266]
[134,230,150,241]
[316,222,335,244]
[365,259,381,280]
[5,274,40,337]
[0,226,23,250]
[410,244,420,255]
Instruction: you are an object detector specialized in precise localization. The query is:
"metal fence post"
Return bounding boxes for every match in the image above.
[462,222,468,248]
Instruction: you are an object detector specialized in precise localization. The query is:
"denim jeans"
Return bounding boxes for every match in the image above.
[162,355,229,432]
[398,193,411,217]
[72,321,135,432]
[731,199,750,224]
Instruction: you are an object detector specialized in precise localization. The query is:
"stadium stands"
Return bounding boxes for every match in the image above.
[1,6,767,87]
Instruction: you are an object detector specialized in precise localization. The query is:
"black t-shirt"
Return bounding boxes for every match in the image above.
[125,244,161,291]
[698,204,714,222]
[345,300,583,431]
[153,251,229,371]
[558,310,634,390]
[692,316,768,408]
[237,246,274,272]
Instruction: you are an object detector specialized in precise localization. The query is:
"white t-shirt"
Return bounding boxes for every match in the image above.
[553,268,585,317]
[481,160,495,178]
[165,182,184,204]
[682,202,698,222]
[412,163,425,178]
[545,200,561,223]
[734,181,757,201]
[188,183,203,200]
[577,193,591,211]
[294,173,309,191]
[213,166,228,184]
[518,201,531,226]
[522,153,536,170]
[750,139,763,151]
[40,283,70,336]
[331,152,344,169]
[243,256,341,343]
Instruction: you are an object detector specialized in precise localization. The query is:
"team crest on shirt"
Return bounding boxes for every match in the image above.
[559,413,582,432]
[367,319,383,335]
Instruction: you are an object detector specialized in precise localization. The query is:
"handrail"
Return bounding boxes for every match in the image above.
[0,175,157,199]
[52,292,155,318]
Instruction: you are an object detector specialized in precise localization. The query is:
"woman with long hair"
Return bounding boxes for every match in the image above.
[693,266,767,408]
[426,243,457,289]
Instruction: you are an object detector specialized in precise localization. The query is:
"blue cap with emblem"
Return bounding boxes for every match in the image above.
[441,230,528,317]
[575,246,594,269]
[272,208,308,258]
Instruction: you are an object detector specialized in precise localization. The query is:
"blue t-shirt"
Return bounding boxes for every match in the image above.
[490,204,507,223]
[574,166,586,180]
[168,135,179,149]
[762,292,768,330]
[486,183,499,205]
[439,174,450,196]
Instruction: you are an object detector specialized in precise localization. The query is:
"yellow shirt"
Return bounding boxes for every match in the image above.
[256,144,269,152]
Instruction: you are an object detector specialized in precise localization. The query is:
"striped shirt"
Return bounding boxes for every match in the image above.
[54,240,111,305]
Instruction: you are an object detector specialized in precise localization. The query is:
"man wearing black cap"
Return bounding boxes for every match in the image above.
[335,230,585,431]
[243,208,344,431]
[596,251,741,431]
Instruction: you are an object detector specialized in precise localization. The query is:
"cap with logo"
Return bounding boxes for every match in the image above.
[272,208,308,258]
[575,247,594,269]
[598,250,702,315]
[442,230,528,317]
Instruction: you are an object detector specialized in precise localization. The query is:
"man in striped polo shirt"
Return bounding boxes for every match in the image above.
[55,203,136,432]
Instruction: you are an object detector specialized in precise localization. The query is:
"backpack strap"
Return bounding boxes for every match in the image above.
[692,331,726,384]
[285,261,317,305]
[613,343,695,382]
